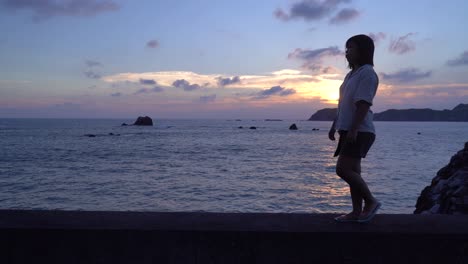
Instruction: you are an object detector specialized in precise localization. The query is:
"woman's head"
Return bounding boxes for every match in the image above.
[345,34,374,69]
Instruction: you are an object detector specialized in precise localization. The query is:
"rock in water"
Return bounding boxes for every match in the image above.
[133,116,153,126]
[289,124,298,130]
[414,142,468,214]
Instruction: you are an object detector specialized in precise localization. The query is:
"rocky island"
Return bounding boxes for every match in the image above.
[121,116,154,126]
[308,103,468,121]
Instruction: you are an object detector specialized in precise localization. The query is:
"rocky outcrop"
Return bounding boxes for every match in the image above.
[289,124,298,130]
[414,142,468,214]
[307,103,468,121]
[84,133,120,137]
[133,116,153,126]
[374,104,468,121]
[308,108,337,121]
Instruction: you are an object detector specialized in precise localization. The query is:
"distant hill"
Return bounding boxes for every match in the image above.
[308,104,468,121]
[307,108,337,121]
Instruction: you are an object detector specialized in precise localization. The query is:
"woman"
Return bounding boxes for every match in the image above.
[329,34,381,223]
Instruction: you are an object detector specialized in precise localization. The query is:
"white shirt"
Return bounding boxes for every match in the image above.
[335,64,379,133]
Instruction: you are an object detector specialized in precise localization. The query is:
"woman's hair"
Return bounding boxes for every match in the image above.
[346,34,374,69]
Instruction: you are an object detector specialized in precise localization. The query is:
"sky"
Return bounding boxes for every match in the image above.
[1,0,467,119]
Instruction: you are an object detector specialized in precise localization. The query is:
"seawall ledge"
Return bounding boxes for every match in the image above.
[1,210,468,234]
[1,210,467,263]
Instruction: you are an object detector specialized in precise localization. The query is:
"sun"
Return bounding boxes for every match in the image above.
[296,78,341,104]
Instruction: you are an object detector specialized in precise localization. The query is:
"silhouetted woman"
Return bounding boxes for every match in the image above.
[329,34,381,223]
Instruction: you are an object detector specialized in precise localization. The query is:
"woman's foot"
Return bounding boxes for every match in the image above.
[359,200,381,223]
[334,212,361,222]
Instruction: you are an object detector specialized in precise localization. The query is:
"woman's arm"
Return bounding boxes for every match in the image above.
[347,100,371,142]
[329,117,337,141]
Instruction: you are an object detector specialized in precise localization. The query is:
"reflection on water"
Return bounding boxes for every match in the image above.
[0,119,467,213]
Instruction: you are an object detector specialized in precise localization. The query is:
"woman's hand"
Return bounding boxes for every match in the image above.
[328,128,336,141]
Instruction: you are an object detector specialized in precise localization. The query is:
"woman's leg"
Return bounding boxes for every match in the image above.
[350,159,363,213]
[336,155,377,214]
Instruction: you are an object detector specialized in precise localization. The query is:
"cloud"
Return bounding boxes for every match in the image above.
[217,76,241,86]
[139,79,156,85]
[380,68,432,83]
[389,33,416,55]
[255,85,297,99]
[321,66,340,74]
[133,88,148,95]
[447,51,468,66]
[85,59,102,67]
[146,39,159,49]
[1,0,119,21]
[260,86,284,96]
[111,92,121,97]
[271,69,302,75]
[172,79,201,91]
[84,70,101,79]
[288,46,343,71]
[151,86,164,92]
[199,94,216,103]
[52,102,82,111]
[101,69,329,97]
[84,59,102,79]
[329,8,359,24]
[274,8,289,21]
[134,86,164,95]
[274,0,357,24]
[368,32,386,44]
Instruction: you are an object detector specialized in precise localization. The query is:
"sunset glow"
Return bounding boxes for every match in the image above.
[1,0,467,118]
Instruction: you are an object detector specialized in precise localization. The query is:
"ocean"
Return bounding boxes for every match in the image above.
[0,118,467,214]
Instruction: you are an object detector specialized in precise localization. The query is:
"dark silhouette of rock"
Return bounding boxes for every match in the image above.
[249,126,257,130]
[312,128,320,131]
[414,142,468,214]
[289,124,298,130]
[374,103,468,121]
[133,116,153,126]
[308,108,337,121]
[308,103,468,121]
[238,126,243,129]
[121,123,128,126]
[84,134,96,137]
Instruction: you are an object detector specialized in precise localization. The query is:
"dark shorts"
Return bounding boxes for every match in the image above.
[334,130,375,158]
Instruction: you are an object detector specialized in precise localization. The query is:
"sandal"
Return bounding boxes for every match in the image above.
[358,202,382,223]
[334,214,360,223]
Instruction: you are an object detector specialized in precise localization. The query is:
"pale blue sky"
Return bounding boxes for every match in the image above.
[1,0,467,118]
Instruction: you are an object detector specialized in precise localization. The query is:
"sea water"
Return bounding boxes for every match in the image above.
[0,118,467,214]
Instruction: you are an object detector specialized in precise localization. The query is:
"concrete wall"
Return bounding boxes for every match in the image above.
[1,210,468,263]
